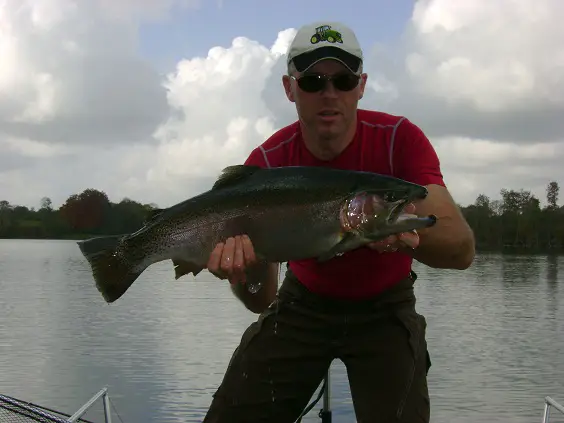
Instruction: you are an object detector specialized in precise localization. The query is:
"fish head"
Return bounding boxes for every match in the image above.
[340,181,436,238]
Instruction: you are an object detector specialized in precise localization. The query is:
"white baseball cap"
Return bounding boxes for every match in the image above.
[287,21,364,74]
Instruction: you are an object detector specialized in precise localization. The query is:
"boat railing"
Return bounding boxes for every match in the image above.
[0,387,113,423]
[1,380,561,423]
[542,396,564,423]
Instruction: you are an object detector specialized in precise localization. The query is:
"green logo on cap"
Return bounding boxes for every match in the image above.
[310,25,343,44]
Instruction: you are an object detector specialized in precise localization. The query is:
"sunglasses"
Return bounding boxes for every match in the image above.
[292,73,360,93]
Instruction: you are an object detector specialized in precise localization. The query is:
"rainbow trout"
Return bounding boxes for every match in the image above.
[78,165,437,303]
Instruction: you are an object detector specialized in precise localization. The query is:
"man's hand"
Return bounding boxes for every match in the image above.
[367,203,420,253]
[207,235,257,285]
[207,235,279,314]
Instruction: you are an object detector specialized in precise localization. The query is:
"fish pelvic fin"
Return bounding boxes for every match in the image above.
[77,235,144,304]
[172,258,204,280]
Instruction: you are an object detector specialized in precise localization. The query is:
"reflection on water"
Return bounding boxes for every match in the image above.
[1,240,563,423]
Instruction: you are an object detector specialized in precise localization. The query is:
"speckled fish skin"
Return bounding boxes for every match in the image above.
[77,165,437,303]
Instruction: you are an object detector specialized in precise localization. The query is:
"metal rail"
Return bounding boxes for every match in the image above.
[542,396,564,423]
[0,387,113,423]
[307,374,564,423]
[3,378,561,423]
[67,387,112,423]
[320,371,331,423]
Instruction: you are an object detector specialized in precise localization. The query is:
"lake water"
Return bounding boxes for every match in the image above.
[1,239,563,423]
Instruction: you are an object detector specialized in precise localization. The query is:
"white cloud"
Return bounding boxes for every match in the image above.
[364,0,564,144]
[1,0,563,212]
[406,0,564,113]
[0,0,169,147]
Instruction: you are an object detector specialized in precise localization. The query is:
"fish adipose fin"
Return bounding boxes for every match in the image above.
[77,235,145,304]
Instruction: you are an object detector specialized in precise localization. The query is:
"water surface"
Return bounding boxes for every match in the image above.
[1,240,563,422]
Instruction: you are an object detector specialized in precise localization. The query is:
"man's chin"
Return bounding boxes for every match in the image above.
[316,127,344,141]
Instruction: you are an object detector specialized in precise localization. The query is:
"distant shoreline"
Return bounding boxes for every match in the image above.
[1,236,562,256]
[1,183,562,255]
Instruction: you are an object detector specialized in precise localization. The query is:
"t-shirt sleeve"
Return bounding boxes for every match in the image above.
[244,147,268,167]
[392,118,446,187]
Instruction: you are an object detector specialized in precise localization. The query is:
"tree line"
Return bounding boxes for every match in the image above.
[0,182,563,252]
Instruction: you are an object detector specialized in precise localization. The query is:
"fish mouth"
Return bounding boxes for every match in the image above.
[386,199,410,224]
[385,187,430,225]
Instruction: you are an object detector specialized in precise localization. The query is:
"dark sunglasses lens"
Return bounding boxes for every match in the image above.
[297,75,326,92]
[296,74,359,92]
[333,74,359,91]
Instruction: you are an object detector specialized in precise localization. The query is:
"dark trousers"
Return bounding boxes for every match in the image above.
[203,268,432,423]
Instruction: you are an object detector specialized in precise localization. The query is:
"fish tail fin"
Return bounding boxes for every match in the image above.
[77,235,144,303]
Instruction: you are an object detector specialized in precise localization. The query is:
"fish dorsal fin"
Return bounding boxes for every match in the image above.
[212,165,261,190]
[144,208,164,224]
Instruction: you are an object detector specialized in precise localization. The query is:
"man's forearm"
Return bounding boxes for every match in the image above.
[231,262,279,313]
[400,184,475,270]
[409,215,475,270]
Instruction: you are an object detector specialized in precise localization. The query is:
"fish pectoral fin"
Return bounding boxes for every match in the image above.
[212,164,262,190]
[172,259,204,280]
[316,233,365,263]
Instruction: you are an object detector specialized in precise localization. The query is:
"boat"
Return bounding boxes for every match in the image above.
[1,372,562,423]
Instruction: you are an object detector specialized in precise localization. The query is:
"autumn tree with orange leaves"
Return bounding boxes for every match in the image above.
[59,188,111,232]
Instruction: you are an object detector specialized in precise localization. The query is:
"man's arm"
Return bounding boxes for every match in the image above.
[410,184,475,269]
[231,261,280,314]
[393,119,475,270]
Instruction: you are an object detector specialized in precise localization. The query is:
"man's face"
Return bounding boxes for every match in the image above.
[282,59,367,141]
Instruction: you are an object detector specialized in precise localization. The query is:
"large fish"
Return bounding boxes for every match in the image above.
[78,165,437,303]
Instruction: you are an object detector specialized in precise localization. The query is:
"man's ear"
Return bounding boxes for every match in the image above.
[282,75,295,102]
[358,73,368,100]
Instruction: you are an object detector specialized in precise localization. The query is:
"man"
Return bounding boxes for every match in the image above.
[203,21,475,423]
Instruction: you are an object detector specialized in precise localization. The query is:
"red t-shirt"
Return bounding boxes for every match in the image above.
[244,109,445,299]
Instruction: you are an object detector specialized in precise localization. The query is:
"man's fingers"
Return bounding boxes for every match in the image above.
[220,237,236,279]
[232,236,246,284]
[207,242,225,278]
[399,231,420,249]
[241,235,256,266]
[404,202,416,214]
[383,235,398,247]
[206,235,256,284]
[367,235,398,252]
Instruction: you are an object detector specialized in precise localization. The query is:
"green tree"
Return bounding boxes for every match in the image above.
[0,181,562,253]
[546,181,559,209]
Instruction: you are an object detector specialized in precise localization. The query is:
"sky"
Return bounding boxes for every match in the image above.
[1,0,563,210]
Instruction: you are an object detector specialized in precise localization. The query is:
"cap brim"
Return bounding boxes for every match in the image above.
[291,46,362,74]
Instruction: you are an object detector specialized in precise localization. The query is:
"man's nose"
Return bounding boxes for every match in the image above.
[320,80,339,98]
